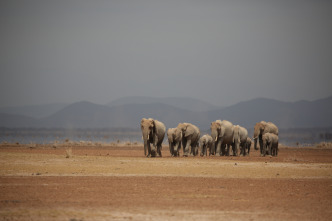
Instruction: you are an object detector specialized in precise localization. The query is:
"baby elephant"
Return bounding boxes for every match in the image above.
[167,128,182,157]
[241,137,252,156]
[262,133,279,156]
[199,134,213,156]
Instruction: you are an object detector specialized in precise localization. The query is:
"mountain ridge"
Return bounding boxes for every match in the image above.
[0,96,331,129]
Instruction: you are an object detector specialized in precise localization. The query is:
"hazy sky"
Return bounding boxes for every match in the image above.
[1,0,331,107]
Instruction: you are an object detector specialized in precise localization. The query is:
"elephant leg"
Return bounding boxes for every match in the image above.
[260,143,264,156]
[147,142,151,157]
[267,143,272,156]
[215,140,222,156]
[194,144,198,156]
[259,137,263,153]
[211,142,215,155]
[226,144,230,156]
[169,143,173,156]
[157,143,162,157]
[200,144,205,156]
[190,144,194,156]
[234,144,238,156]
[183,139,191,157]
[176,143,181,157]
[210,143,214,155]
[263,143,267,157]
[149,142,156,157]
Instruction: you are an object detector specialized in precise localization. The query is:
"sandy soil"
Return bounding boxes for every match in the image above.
[0,144,332,220]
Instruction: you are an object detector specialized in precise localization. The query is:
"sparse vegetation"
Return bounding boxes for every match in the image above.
[315,142,332,148]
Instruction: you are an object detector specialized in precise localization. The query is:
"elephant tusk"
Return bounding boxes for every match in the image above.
[147,134,149,140]
[253,136,258,140]
[215,136,218,142]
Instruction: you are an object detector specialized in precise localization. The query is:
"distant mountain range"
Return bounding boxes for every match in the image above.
[0,103,68,118]
[0,96,331,129]
[107,96,222,112]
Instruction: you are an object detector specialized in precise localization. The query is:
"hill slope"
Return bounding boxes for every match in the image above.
[1,96,331,129]
[0,103,68,118]
[107,96,221,112]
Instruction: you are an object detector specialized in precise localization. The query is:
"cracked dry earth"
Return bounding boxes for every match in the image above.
[0,144,332,220]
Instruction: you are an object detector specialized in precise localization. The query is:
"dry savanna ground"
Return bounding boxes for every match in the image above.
[0,143,332,220]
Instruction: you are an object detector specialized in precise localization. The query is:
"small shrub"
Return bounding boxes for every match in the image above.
[315,142,332,148]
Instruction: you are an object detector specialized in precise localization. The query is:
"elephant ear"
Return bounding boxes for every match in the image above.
[217,124,223,138]
[151,120,156,132]
[175,128,182,140]
[260,123,266,133]
[184,125,195,137]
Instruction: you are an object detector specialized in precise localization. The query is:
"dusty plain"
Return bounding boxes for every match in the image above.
[1,144,332,220]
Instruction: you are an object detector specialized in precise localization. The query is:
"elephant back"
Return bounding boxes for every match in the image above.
[266,122,279,135]
[154,120,166,135]
[239,126,248,143]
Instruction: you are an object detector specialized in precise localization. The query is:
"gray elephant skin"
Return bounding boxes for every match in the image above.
[244,137,252,156]
[210,120,234,156]
[167,127,182,157]
[140,118,166,157]
[262,133,279,156]
[199,134,213,156]
[176,123,200,157]
[233,125,248,156]
[253,121,278,155]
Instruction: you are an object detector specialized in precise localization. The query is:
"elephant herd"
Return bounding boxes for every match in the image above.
[140,118,279,158]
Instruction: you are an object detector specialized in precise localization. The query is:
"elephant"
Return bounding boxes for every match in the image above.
[233,125,248,156]
[253,121,278,155]
[176,123,200,157]
[243,137,252,156]
[199,134,213,156]
[262,132,279,156]
[167,127,182,157]
[140,118,166,157]
[210,120,234,156]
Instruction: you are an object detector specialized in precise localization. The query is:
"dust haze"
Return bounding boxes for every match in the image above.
[1,0,332,107]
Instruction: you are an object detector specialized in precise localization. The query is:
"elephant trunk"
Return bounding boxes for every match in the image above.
[143,139,148,156]
[254,137,258,150]
[211,130,218,153]
[142,130,154,156]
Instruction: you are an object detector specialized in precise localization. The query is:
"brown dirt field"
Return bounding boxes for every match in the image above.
[1,144,332,220]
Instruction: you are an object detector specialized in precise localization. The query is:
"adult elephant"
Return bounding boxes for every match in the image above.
[262,132,279,156]
[140,118,166,157]
[167,127,182,157]
[199,134,213,156]
[176,123,200,157]
[253,121,278,155]
[233,125,248,156]
[210,120,234,156]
